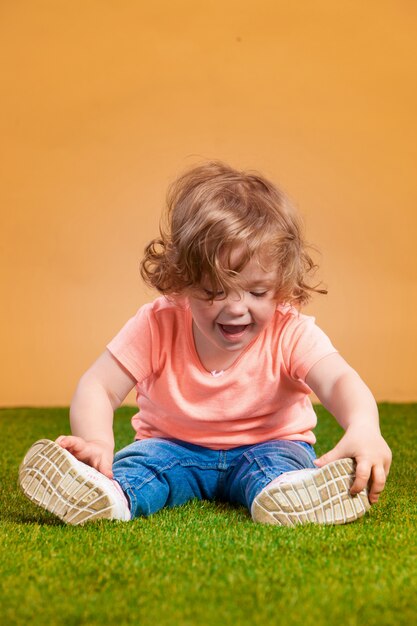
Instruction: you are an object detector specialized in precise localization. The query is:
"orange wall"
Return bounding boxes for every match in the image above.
[1,1,416,405]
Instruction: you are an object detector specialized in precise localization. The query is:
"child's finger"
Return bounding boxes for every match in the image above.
[313,447,340,467]
[367,465,387,504]
[384,453,393,477]
[98,462,114,479]
[55,435,85,453]
[55,435,68,446]
[55,435,75,449]
[350,459,371,495]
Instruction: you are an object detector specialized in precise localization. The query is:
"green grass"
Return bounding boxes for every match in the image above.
[1,404,416,626]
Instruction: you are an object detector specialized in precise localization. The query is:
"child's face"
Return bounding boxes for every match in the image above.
[188,256,278,366]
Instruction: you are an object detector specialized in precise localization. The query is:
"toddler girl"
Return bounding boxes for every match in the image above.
[19,161,391,526]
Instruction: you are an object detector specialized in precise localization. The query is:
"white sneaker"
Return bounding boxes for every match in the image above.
[19,439,131,525]
[251,458,371,527]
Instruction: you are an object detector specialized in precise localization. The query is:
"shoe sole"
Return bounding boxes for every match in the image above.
[19,439,116,525]
[252,458,371,526]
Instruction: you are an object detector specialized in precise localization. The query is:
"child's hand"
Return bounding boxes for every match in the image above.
[55,435,114,479]
[314,426,392,504]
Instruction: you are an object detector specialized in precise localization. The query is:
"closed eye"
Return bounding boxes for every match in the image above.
[250,291,268,298]
[203,289,225,299]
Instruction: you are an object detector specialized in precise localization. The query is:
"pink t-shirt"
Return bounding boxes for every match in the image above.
[107,296,338,449]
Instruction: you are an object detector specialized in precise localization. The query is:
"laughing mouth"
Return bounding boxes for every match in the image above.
[218,323,250,337]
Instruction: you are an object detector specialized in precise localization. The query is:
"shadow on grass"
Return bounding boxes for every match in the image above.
[8,513,64,527]
[3,484,252,528]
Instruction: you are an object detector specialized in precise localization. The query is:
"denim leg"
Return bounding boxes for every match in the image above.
[224,440,317,512]
[112,438,223,518]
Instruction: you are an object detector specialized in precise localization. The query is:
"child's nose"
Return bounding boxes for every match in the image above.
[224,292,248,315]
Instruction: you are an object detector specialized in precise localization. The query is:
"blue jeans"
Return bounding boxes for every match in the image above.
[113,438,316,518]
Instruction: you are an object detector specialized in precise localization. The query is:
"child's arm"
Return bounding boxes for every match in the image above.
[305,352,392,504]
[56,350,136,478]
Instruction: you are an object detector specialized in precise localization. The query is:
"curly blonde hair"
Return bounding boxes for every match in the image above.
[140,161,326,306]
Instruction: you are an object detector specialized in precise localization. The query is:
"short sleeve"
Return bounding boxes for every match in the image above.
[281,313,338,382]
[106,303,155,383]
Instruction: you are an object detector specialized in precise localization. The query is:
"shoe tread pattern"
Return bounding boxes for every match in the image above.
[252,458,370,526]
[19,439,114,525]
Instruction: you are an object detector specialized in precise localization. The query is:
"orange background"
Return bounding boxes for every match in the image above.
[1,1,416,405]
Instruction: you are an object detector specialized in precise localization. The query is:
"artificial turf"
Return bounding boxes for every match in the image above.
[0,404,416,626]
